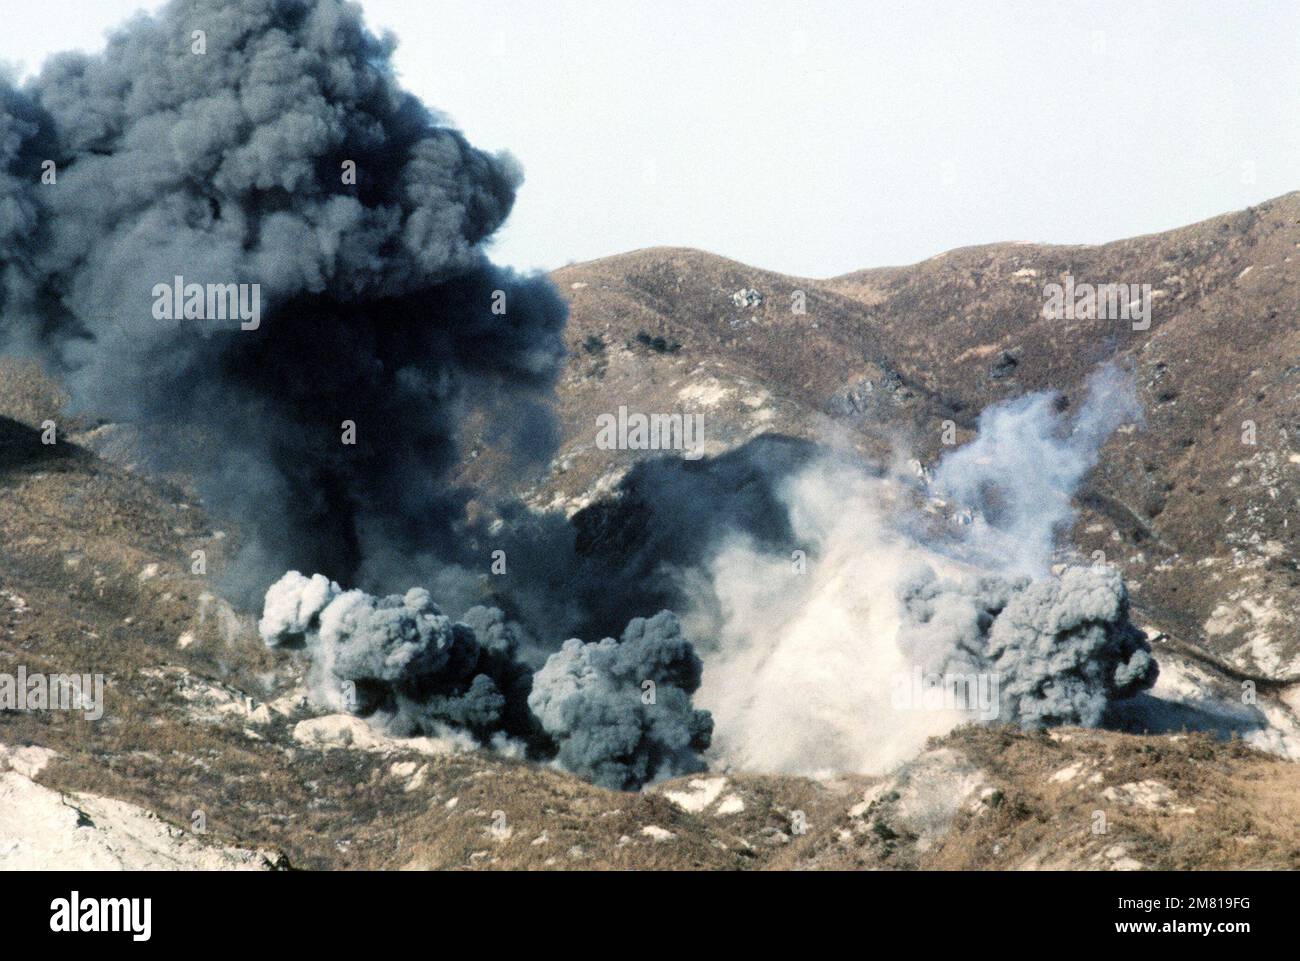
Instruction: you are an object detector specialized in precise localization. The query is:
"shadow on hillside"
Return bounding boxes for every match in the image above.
[0,415,81,476]
[1104,692,1274,742]
[466,433,824,648]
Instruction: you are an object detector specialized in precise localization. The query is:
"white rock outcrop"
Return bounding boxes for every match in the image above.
[0,745,280,870]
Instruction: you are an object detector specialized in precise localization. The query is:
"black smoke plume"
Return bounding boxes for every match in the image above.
[259,571,713,788]
[0,0,566,599]
[528,610,714,790]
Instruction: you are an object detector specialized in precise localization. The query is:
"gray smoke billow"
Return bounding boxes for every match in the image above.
[909,366,1157,730]
[898,565,1157,728]
[0,0,566,601]
[528,611,713,790]
[259,571,712,788]
[259,572,543,751]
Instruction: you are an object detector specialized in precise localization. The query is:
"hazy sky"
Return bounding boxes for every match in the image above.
[4,0,1298,276]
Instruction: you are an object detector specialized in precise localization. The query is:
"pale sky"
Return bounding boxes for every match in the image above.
[4,0,1298,277]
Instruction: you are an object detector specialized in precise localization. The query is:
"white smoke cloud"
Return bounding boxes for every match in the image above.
[689,365,1154,778]
[931,363,1141,576]
[690,463,973,776]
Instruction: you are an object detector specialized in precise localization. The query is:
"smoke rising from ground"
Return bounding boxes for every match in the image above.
[686,366,1157,776]
[259,571,713,789]
[0,0,566,600]
[257,367,1156,785]
[259,571,543,751]
[528,611,713,790]
[898,565,1157,728]
[930,364,1141,577]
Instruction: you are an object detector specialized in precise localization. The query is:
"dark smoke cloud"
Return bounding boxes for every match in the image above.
[260,572,714,788]
[528,611,714,790]
[6,0,723,792]
[0,0,566,600]
[259,571,544,750]
[899,565,1158,728]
